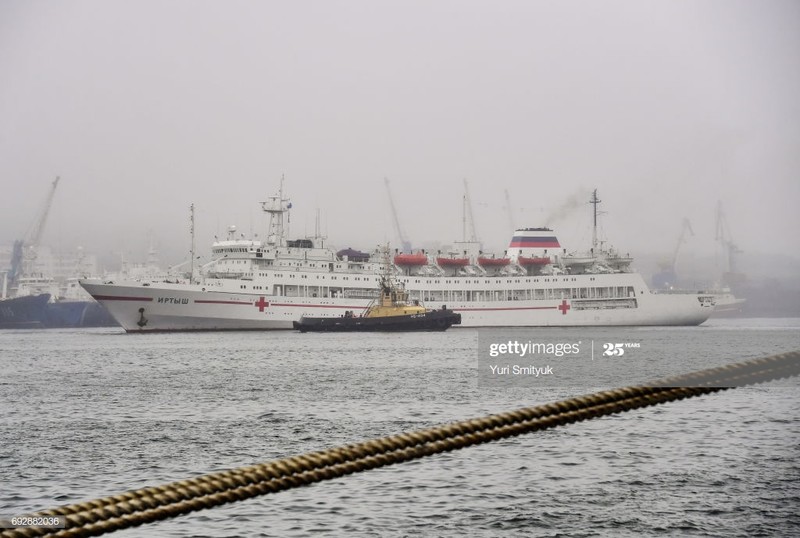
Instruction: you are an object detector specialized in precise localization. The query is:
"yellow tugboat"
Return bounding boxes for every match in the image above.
[293,250,461,333]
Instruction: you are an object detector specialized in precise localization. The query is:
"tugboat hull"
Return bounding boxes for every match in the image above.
[293,309,461,333]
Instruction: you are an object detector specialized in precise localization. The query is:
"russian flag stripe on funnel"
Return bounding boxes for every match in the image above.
[509,237,560,248]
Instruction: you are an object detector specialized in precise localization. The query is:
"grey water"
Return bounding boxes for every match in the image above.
[1,318,799,537]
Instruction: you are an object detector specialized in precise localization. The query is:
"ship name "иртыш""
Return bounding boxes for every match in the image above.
[157,297,189,304]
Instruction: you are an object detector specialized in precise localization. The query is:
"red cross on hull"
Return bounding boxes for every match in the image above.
[254,297,269,312]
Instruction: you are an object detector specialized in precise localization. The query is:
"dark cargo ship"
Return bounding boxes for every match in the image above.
[0,294,51,329]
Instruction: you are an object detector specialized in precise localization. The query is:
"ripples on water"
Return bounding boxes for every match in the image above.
[1,318,798,536]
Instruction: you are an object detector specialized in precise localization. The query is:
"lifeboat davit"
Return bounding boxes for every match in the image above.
[478,257,511,267]
[437,257,470,267]
[394,253,428,266]
[518,256,551,266]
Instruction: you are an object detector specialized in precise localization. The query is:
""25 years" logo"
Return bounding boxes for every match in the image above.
[602,342,641,356]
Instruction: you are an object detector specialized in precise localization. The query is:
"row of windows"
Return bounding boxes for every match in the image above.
[213,248,251,254]
[247,272,613,291]
[257,285,636,301]
[228,259,599,285]
[410,286,635,301]
[404,277,583,285]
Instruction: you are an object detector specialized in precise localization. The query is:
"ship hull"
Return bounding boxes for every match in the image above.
[42,300,120,328]
[80,281,293,332]
[0,294,51,329]
[709,292,746,318]
[80,276,713,332]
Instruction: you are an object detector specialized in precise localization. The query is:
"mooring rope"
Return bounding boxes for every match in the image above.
[3,350,798,538]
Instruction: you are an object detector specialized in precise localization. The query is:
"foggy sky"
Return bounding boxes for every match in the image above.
[1,0,798,269]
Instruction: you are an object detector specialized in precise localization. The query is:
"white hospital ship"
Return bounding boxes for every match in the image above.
[80,187,715,331]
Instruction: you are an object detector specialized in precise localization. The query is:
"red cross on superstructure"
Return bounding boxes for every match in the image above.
[254,297,269,312]
[558,299,570,315]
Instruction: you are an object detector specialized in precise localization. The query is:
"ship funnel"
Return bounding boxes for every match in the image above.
[505,228,561,262]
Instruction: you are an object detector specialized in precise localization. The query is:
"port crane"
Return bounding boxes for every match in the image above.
[8,176,60,289]
[652,218,694,289]
[668,218,694,272]
[715,201,744,286]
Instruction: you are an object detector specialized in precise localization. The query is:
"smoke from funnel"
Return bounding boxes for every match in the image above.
[544,188,591,226]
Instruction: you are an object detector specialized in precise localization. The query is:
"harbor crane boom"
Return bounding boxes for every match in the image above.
[715,201,741,274]
[9,176,60,286]
[671,217,694,274]
[462,178,479,243]
[654,217,694,286]
[384,177,411,253]
[27,176,60,251]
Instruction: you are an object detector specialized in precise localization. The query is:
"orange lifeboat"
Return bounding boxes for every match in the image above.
[437,257,469,267]
[394,253,428,266]
[478,257,511,267]
[518,256,551,266]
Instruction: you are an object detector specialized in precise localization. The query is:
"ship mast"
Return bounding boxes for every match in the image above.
[313,207,326,247]
[380,243,391,283]
[261,176,292,247]
[590,189,601,253]
[378,242,408,304]
[189,203,195,283]
[504,189,516,232]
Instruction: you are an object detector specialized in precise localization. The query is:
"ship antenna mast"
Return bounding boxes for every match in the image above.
[463,178,479,243]
[261,175,292,247]
[590,189,601,252]
[504,188,516,232]
[382,243,390,281]
[189,203,195,283]
[378,243,394,296]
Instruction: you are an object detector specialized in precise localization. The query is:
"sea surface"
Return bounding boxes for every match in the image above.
[1,318,799,537]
